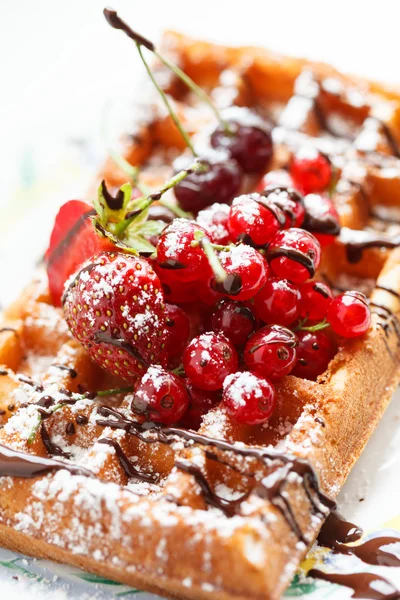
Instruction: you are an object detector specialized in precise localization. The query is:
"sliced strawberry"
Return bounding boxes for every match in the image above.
[46,200,113,306]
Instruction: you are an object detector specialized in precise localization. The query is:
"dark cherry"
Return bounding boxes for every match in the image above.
[196,202,231,245]
[292,331,335,380]
[216,244,268,301]
[299,281,333,322]
[290,148,332,195]
[254,277,301,326]
[223,371,276,425]
[244,324,298,381]
[164,304,190,368]
[210,107,273,173]
[327,291,371,338]
[132,366,189,424]
[179,381,221,430]
[211,299,256,346]
[267,228,321,284]
[228,193,284,246]
[183,332,238,391]
[173,153,242,213]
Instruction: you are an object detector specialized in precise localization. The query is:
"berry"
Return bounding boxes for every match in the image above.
[292,331,335,380]
[196,203,231,245]
[261,186,305,228]
[256,169,294,192]
[132,366,189,424]
[63,252,167,381]
[210,108,273,173]
[303,193,340,246]
[254,278,301,326]
[299,281,333,322]
[179,381,221,429]
[211,300,256,346]
[183,332,238,391]
[223,371,276,425]
[228,193,284,246]
[156,219,211,282]
[153,262,199,304]
[216,245,268,301]
[244,325,298,381]
[173,153,242,213]
[290,147,332,195]
[267,228,321,284]
[46,200,114,306]
[164,304,190,368]
[327,291,371,338]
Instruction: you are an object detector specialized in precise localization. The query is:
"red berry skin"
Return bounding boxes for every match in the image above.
[211,300,256,346]
[292,331,335,380]
[156,219,211,283]
[223,371,276,425]
[303,193,340,247]
[196,203,231,245]
[254,278,301,326]
[228,194,283,246]
[267,228,321,284]
[46,200,114,306]
[217,245,268,301]
[244,325,298,381]
[63,252,167,381]
[153,262,199,305]
[261,186,305,229]
[179,381,221,430]
[299,281,333,322]
[327,291,371,338]
[164,304,190,368]
[290,148,332,195]
[132,366,189,424]
[174,154,242,213]
[256,169,294,192]
[183,332,238,391]
[210,109,273,173]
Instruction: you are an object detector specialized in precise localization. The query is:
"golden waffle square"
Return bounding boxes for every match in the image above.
[0,31,400,600]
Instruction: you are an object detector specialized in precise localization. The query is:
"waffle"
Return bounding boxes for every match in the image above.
[0,32,400,600]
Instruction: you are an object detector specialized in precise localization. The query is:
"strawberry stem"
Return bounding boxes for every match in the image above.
[137,43,197,155]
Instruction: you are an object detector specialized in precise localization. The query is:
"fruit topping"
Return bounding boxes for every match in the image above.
[244,325,298,381]
[183,332,238,391]
[292,331,335,380]
[223,371,276,425]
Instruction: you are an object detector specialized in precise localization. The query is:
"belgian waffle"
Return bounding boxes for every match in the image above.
[0,32,400,600]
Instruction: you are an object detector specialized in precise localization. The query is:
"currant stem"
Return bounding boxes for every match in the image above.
[199,235,228,283]
[137,44,197,155]
[159,198,192,219]
[96,386,134,396]
[296,318,330,332]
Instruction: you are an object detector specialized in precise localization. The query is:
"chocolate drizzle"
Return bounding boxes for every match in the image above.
[0,444,93,479]
[267,246,317,277]
[94,332,148,368]
[340,228,400,264]
[98,438,156,483]
[40,423,71,459]
[47,209,96,268]
[52,364,78,379]
[309,570,400,599]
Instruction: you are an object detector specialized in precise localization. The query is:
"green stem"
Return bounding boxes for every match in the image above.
[96,386,134,397]
[199,235,227,283]
[154,50,230,132]
[137,44,197,155]
[296,318,330,333]
[159,198,192,219]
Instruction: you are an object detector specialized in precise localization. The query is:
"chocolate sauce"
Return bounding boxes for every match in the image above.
[52,364,78,379]
[66,422,76,436]
[376,286,400,301]
[157,259,187,270]
[40,423,71,459]
[313,282,331,299]
[0,327,18,337]
[261,186,304,228]
[94,332,148,368]
[98,438,157,483]
[0,444,93,479]
[340,228,400,264]
[309,569,400,599]
[253,192,287,229]
[374,118,400,159]
[267,246,318,278]
[16,375,43,392]
[0,369,8,376]
[213,273,243,296]
[76,415,89,425]
[318,510,363,545]
[303,207,341,237]
[47,209,95,267]
[103,9,155,51]
[61,262,97,305]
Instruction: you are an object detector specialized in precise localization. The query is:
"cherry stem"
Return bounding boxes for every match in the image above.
[198,234,228,283]
[137,43,197,155]
[296,318,330,332]
[159,198,192,219]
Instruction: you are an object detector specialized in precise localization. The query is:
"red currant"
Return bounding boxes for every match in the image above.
[223,371,276,425]
[244,324,298,381]
[327,291,371,338]
[196,202,231,245]
[210,107,273,173]
[261,186,305,228]
[183,332,238,391]
[267,228,321,284]
[290,147,332,195]
[173,153,242,213]
[303,193,340,246]
[228,194,284,246]
[164,304,190,368]
[256,169,294,192]
[216,245,268,301]
[299,281,333,321]
[292,331,335,380]
[179,381,221,429]
[132,366,189,424]
[254,278,301,326]
[156,219,211,282]
[211,299,256,346]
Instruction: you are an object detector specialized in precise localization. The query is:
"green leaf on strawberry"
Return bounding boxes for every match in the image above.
[94,180,132,227]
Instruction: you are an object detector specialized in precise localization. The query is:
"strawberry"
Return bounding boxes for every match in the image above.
[46,200,114,306]
[63,252,168,381]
